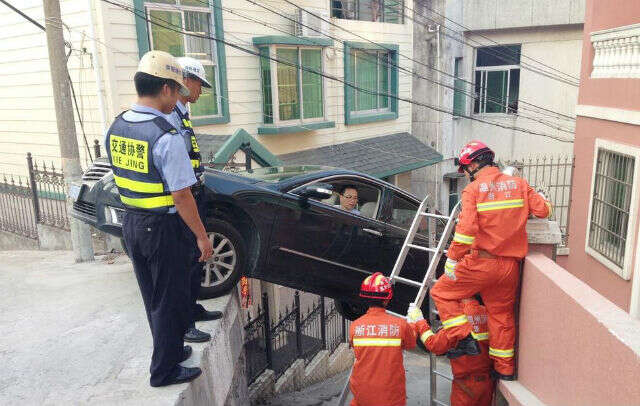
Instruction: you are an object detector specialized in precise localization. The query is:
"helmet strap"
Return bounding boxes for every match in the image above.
[464,161,492,181]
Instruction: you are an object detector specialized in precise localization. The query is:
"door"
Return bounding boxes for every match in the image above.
[264,177,385,301]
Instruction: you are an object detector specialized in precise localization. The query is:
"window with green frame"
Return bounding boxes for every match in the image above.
[144,0,221,119]
[259,46,325,124]
[344,42,398,124]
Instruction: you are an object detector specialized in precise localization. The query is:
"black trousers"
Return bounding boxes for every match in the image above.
[188,192,207,327]
[122,211,195,386]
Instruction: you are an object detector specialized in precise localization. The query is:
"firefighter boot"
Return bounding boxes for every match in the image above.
[491,370,516,381]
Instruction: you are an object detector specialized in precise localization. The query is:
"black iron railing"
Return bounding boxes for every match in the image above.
[244,291,349,384]
[0,173,38,239]
[27,153,69,231]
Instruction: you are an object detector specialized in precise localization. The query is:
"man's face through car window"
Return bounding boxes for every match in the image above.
[339,187,358,212]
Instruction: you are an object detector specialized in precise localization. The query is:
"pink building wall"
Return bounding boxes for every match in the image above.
[578,0,640,109]
[563,0,640,310]
[499,253,640,405]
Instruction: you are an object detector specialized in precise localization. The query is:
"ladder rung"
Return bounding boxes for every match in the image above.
[393,276,422,288]
[432,399,449,406]
[420,212,451,220]
[408,244,436,253]
[433,370,453,381]
[386,310,403,318]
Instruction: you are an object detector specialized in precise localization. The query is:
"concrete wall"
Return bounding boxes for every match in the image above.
[499,253,640,406]
[0,0,106,175]
[422,1,583,211]
[462,0,585,31]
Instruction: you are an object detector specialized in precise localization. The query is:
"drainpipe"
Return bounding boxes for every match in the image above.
[87,0,108,137]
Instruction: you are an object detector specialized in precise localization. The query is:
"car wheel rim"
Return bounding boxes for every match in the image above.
[201,232,237,288]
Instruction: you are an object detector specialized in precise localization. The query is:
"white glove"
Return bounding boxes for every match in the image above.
[406,303,424,323]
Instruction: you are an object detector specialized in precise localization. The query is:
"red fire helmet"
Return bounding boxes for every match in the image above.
[456,141,495,173]
[359,272,393,300]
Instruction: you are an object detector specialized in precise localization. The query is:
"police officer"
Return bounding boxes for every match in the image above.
[171,56,223,344]
[105,50,214,387]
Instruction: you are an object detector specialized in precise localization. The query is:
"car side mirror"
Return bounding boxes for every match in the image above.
[298,183,333,200]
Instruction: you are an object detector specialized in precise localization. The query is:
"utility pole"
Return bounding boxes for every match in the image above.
[43,0,94,262]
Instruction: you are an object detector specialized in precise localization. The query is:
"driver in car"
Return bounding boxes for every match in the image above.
[335,185,360,215]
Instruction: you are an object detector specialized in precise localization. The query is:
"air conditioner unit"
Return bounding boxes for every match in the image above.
[296,9,329,38]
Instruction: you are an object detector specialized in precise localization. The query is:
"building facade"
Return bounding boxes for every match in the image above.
[413,0,584,212]
[562,0,640,314]
[0,0,441,190]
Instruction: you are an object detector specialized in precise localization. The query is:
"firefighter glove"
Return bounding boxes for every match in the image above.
[407,304,424,323]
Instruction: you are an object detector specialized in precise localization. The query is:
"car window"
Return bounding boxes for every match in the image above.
[291,178,383,219]
[388,193,429,237]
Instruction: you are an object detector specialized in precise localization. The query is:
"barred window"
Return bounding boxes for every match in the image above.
[588,148,635,270]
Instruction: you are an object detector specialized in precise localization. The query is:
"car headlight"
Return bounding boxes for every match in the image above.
[105,206,125,225]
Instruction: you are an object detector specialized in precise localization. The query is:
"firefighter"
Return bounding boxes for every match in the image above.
[349,272,416,406]
[172,56,222,345]
[105,50,213,387]
[430,141,551,380]
[407,299,495,406]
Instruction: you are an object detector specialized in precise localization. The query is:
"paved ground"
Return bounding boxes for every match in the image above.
[267,351,453,406]
[0,250,227,406]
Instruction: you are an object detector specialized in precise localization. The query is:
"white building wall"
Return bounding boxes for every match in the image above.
[0,0,415,175]
[0,0,107,176]
[426,0,584,211]
[97,0,415,157]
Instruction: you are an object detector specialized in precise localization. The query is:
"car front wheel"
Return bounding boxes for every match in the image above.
[198,219,247,299]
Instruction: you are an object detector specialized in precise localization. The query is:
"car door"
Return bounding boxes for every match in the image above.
[264,176,385,301]
[378,190,433,314]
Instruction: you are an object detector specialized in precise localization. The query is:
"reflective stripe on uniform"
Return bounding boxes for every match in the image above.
[489,347,514,358]
[113,175,164,194]
[182,118,192,128]
[477,199,524,212]
[191,159,200,168]
[453,232,474,245]
[442,314,468,329]
[120,195,174,209]
[420,329,434,343]
[444,258,457,280]
[471,331,489,341]
[352,338,402,347]
[545,201,553,218]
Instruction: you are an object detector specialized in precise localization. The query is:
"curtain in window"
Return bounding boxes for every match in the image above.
[301,49,323,119]
[277,48,300,121]
[149,10,184,56]
[378,52,389,109]
[260,47,273,124]
[355,50,378,111]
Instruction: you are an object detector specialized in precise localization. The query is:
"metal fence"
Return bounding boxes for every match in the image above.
[0,173,38,239]
[501,155,575,246]
[244,292,350,384]
[27,153,69,231]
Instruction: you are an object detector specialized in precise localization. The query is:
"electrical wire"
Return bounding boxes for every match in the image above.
[177,0,575,133]
[101,0,573,143]
[403,3,581,87]
[406,1,581,82]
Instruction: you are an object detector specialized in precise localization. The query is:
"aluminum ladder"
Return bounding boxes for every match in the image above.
[337,198,462,406]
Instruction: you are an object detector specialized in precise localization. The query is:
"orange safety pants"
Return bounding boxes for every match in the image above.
[451,373,495,406]
[431,252,520,375]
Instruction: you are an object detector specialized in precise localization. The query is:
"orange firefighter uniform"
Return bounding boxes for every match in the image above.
[414,299,494,406]
[431,165,551,376]
[349,307,417,406]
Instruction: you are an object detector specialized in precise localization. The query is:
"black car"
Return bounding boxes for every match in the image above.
[71,161,446,319]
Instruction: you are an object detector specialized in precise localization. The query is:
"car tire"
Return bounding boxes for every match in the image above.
[198,219,247,300]
[335,300,368,321]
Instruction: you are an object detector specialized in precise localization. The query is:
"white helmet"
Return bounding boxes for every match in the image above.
[176,57,212,88]
[137,51,190,97]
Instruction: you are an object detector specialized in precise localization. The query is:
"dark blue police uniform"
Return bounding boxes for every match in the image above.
[106,104,197,386]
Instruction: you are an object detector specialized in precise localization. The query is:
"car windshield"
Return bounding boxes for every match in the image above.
[236,166,335,183]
